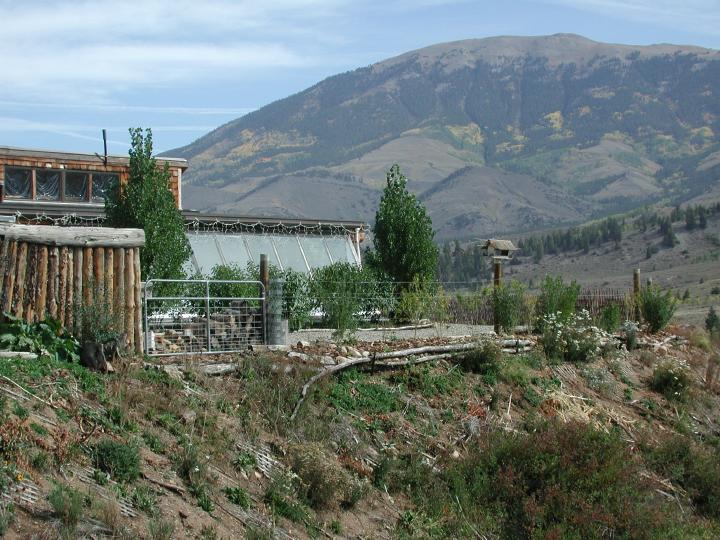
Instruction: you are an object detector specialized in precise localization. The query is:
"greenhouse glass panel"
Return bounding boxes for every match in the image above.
[325,236,358,265]
[64,172,88,201]
[243,234,280,267]
[273,235,308,272]
[187,234,223,274]
[299,236,331,269]
[215,235,252,269]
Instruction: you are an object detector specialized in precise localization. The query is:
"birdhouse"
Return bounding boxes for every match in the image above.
[479,239,518,260]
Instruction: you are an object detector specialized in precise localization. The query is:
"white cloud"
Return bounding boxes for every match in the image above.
[537,0,720,37]
[0,0,348,104]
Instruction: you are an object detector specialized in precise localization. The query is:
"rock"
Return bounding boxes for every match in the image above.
[267,344,289,352]
[287,351,310,362]
[181,410,197,424]
[179,509,189,519]
[346,346,362,358]
[334,356,349,364]
[327,344,337,350]
[452,450,460,459]
[321,356,336,366]
[283,365,295,375]
[296,340,311,348]
[339,346,348,355]
[361,351,370,357]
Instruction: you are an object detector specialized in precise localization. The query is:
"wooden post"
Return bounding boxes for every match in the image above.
[94,247,105,301]
[24,246,37,323]
[105,248,114,316]
[1,241,18,314]
[0,238,9,304]
[14,243,28,319]
[124,248,135,352]
[57,247,68,326]
[83,247,93,306]
[493,259,502,335]
[633,268,641,322]
[260,254,269,344]
[47,247,59,319]
[74,248,84,334]
[133,247,142,355]
[115,248,125,335]
[65,249,74,331]
[35,246,49,321]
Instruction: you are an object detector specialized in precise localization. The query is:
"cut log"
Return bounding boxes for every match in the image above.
[13,243,28,319]
[1,240,18,314]
[133,247,142,354]
[94,247,105,300]
[105,248,114,313]
[57,247,68,326]
[0,223,145,248]
[36,245,49,320]
[124,248,135,352]
[23,246,38,323]
[65,249,74,330]
[114,248,125,335]
[47,247,59,318]
[82,247,92,306]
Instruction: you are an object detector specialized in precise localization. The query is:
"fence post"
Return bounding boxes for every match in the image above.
[205,280,211,353]
[260,254,269,344]
[493,260,502,335]
[633,268,641,322]
[267,279,286,345]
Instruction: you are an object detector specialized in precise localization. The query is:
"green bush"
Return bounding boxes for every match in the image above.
[642,434,720,518]
[539,310,600,363]
[399,420,690,539]
[491,280,526,333]
[48,483,83,528]
[457,340,502,385]
[0,314,79,363]
[706,306,719,335]
[534,276,580,332]
[310,262,366,340]
[639,285,677,333]
[93,439,141,483]
[599,303,622,332]
[225,486,251,508]
[650,360,692,401]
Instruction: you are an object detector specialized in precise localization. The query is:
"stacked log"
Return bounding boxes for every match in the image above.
[0,223,145,354]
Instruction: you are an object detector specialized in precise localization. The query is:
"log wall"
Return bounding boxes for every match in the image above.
[0,224,145,354]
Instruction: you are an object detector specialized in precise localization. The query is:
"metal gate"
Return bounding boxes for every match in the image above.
[143,279,266,356]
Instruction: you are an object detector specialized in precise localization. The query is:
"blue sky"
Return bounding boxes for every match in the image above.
[1,0,718,155]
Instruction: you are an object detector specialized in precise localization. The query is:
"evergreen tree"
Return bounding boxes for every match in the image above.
[105,128,191,281]
[706,306,719,335]
[372,164,438,285]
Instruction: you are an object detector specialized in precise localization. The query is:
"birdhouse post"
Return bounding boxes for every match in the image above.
[479,239,518,335]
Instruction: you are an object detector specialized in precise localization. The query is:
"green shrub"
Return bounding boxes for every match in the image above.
[639,285,677,333]
[289,442,362,509]
[148,517,176,540]
[491,280,526,334]
[599,303,622,332]
[93,439,141,483]
[0,314,79,363]
[642,434,720,518]
[0,502,14,536]
[650,360,692,401]
[534,276,580,332]
[706,306,719,335]
[225,486,251,508]
[328,369,399,414]
[539,310,600,363]
[622,320,639,350]
[131,485,157,515]
[310,262,365,341]
[401,420,690,539]
[263,473,311,524]
[458,340,502,385]
[48,483,83,528]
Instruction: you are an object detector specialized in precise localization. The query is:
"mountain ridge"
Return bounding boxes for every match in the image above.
[170,34,720,239]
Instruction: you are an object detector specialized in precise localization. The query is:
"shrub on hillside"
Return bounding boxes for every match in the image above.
[93,439,141,483]
[598,303,622,333]
[398,420,687,539]
[539,310,600,363]
[534,276,580,332]
[491,280,526,334]
[639,285,677,333]
[650,360,692,402]
[458,339,502,385]
[642,434,720,518]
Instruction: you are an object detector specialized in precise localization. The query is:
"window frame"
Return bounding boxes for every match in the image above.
[1,165,120,204]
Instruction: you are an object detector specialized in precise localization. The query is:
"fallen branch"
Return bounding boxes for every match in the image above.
[142,472,186,495]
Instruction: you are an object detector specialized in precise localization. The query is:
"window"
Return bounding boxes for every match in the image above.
[35,170,61,200]
[1,166,120,203]
[4,168,31,198]
[91,173,118,202]
[64,171,89,201]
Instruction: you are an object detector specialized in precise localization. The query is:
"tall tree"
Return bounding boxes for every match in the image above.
[372,164,438,285]
[105,128,191,281]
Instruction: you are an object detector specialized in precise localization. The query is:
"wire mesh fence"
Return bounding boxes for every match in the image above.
[143,279,265,356]
[277,279,634,334]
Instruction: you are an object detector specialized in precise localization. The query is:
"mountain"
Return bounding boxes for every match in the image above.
[170,34,720,239]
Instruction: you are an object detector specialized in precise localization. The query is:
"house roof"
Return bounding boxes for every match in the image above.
[0,145,187,169]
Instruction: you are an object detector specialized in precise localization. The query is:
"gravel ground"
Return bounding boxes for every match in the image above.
[289,323,494,344]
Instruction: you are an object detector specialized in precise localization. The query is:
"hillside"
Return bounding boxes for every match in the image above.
[1,321,720,538]
[171,34,720,239]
